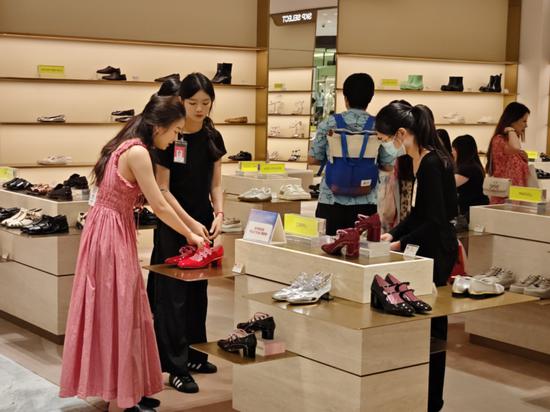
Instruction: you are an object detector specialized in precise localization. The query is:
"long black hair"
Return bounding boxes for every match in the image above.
[452,134,485,176]
[92,95,185,185]
[486,102,530,172]
[436,128,452,156]
[375,100,453,170]
[179,72,225,159]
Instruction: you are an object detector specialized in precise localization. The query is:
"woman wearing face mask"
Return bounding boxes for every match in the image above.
[486,102,530,204]
[60,96,205,412]
[377,100,458,412]
[147,73,226,394]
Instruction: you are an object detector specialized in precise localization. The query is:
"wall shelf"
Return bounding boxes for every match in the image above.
[336,87,516,96]
[0,32,267,52]
[0,122,266,127]
[268,113,312,117]
[0,76,265,89]
[336,52,518,66]
[268,90,312,93]
[3,162,95,169]
[435,123,497,126]
[268,136,309,140]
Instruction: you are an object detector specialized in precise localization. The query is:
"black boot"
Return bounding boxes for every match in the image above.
[441,76,463,92]
[479,75,495,92]
[212,62,232,84]
[492,73,502,93]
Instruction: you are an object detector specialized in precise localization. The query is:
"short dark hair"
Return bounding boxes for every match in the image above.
[343,73,375,110]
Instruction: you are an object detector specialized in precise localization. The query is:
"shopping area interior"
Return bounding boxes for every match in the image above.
[0,0,549,411]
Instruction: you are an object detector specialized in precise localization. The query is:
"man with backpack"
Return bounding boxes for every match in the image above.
[308,73,403,235]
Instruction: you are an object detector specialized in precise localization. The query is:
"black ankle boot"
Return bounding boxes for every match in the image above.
[212,62,232,84]
[441,76,463,92]
[492,73,502,92]
[479,75,495,92]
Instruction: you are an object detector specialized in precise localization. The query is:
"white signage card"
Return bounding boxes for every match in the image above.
[403,244,420,258]
[243,209,286,244]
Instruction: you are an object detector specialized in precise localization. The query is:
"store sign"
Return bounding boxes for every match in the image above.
[243,209,286,244]
[272,9,317,26]
[37,65,65,78]
[240,161,264,172]
[260,163,286,174]
[284,214,320,238]
[508,186,546,203]
[525,150,538,161]
[0,167,16,182]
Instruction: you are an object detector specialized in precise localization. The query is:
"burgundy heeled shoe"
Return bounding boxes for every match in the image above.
[370,275,415,317]
[385,273,432,313]
[355,213,381,242]
[321,228,360,258]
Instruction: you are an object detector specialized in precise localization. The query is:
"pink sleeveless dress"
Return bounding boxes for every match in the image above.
[60,139,163,408]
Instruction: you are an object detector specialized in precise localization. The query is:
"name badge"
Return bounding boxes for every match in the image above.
[174,139,188,164]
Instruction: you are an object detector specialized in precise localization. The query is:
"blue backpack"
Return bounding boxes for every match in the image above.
[324,114,378,197]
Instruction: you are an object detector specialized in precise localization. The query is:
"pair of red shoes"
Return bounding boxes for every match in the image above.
[321,213,381,258]
[165,244,224,269]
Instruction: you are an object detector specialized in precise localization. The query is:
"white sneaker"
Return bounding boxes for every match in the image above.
[473,266,502,280]
[238,187,272,202]
[510,274,542,294]
[221,217,243,233]
[524,277,550,299]
[443,112,466,124]
[37,155,72,165]
[279,184,311,201]
[468,278,505,298]
[475,267,515,289]
[477,116,494,124]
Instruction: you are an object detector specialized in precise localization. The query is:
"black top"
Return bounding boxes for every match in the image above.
[154,127,226,223]
[390,151,457,265]
[456,163,489,216]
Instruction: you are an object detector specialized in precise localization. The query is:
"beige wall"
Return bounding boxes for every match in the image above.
[338,0,510,61]
[269,19,315,68]
[0,0,258,47]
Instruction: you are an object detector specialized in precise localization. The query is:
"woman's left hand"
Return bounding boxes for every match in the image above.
[390,241,401,251]
[209,213,223,240]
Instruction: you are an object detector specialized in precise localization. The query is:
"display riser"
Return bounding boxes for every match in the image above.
[224,195,300,227]
[234,239,434,304]
[222,174,302,196]
[285,168,313,190]
[465,301,550,356]
[234,276,430,376]
[0,189,88,226]
[233,357,428,412]
[532,161,550,173]
[0,261,73,337]
[469,204,550,243]
[537,179,550,192]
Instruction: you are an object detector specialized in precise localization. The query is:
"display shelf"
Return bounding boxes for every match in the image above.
[0,121,266,127]
[335,87,516,96]
[336,52,518,66]
[221,174,302,195]
[2,162,95,168]
[191,342,296,366]
[144,262,236,282]
[268,90,312,93]
[0,32,268,52]
[0,76,265,89]
[268,113,312,116]
[267,135,309,139]
[434,122,497,126]
[224,194,301,227]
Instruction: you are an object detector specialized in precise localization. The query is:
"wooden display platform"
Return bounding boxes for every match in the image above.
[191,342,296,365]
[144,261,237,282]
[234,239,434,303]
[221,174,301,196]
[285,168,314,190]
[224,194,300,227]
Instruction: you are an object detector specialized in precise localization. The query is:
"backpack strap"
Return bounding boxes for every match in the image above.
[333,114,351,161]
[358,116,375,159]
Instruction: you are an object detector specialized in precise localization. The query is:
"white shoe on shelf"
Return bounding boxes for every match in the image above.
[509,274,542,294]
[238,187,272,202]
[279,184,311,200]
[221,217,243,233]
[524,277,550,299]
[468,278,505,298]
[476,116,494,124]
[443,112,466,124]
[37,155,72,165]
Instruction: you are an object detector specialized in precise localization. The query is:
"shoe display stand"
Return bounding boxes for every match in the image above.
[222,174,302,196]
[184,238,535,412]
[0,31,269,182]
[465,204,550,358]
[335,54,518,152]
[285,168,314,190]
[224,194,300,227]
[0,187,89,343]
[268,67,313,170]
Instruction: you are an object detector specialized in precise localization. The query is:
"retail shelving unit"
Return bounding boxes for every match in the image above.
[334,54,518,152]
[465,204,550,358]
[267,67,314,169]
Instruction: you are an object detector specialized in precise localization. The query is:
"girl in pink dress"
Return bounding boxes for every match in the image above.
[486,102,530,204]
[60,95,206,412]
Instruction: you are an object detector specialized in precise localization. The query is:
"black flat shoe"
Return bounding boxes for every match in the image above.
[155,73,180,83]
[47,184,72,201]
[102,72,127,81]
[188,361,218,374]
[370,275,415,317]
[236,312,276,340]
[217,329,257,358]
[96,65,119,74]
[2,177,18,188]
[0,207,20,221]
[111,109,135,116]
[139,396,160,408]
[169,374,199,393]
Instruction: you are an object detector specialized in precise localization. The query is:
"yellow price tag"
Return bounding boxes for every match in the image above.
[284,214,319,238]
[239,161,264,172]
[525,150,538,161]
[259,163,286,174]
[0,167,16,181]
[508,186,546,203]
[37,65,65,78]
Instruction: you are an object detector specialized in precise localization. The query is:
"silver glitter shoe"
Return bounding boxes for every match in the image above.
[272,272,312,301]
[286,272,332,305]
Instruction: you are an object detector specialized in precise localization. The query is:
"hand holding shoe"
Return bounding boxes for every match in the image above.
[188,233,206,249]
[380,233,393,242]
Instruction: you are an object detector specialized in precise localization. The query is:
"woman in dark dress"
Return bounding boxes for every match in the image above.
[452,134,489,223]
[376,100,458,412]
[147,73,226,394]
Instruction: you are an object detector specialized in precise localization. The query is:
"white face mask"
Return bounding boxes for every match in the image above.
[381,140,406,157]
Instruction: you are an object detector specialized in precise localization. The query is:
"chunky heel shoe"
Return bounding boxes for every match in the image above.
[237,312,276,340]
[385,273,432,313]
[217,329,257,359]
[177,245,224,269]
[165,245,197,265]
[370,275,415,317]
[355,213,381,242]
[321,228,359,258]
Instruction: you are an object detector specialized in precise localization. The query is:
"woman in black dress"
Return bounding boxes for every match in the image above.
[376,100,458,412]
[147,73,226,394]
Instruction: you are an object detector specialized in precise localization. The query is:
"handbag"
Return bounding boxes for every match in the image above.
[483,141,511,197]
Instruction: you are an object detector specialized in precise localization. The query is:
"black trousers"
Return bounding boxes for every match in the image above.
[147,221,209,376]
[315,202,377,235]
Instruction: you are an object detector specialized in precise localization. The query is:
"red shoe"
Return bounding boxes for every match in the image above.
[355,213,381,242]
[164,245,197,265]
[321,228,360,258]
[177,244,224,269]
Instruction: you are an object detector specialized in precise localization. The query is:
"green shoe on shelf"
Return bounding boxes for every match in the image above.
[400,74,424,90]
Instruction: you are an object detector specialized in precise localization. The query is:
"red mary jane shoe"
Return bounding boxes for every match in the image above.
[177,244,224,269]
[165,245,197,265]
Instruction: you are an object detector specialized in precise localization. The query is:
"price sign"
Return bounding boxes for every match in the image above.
[284,214,319,238]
